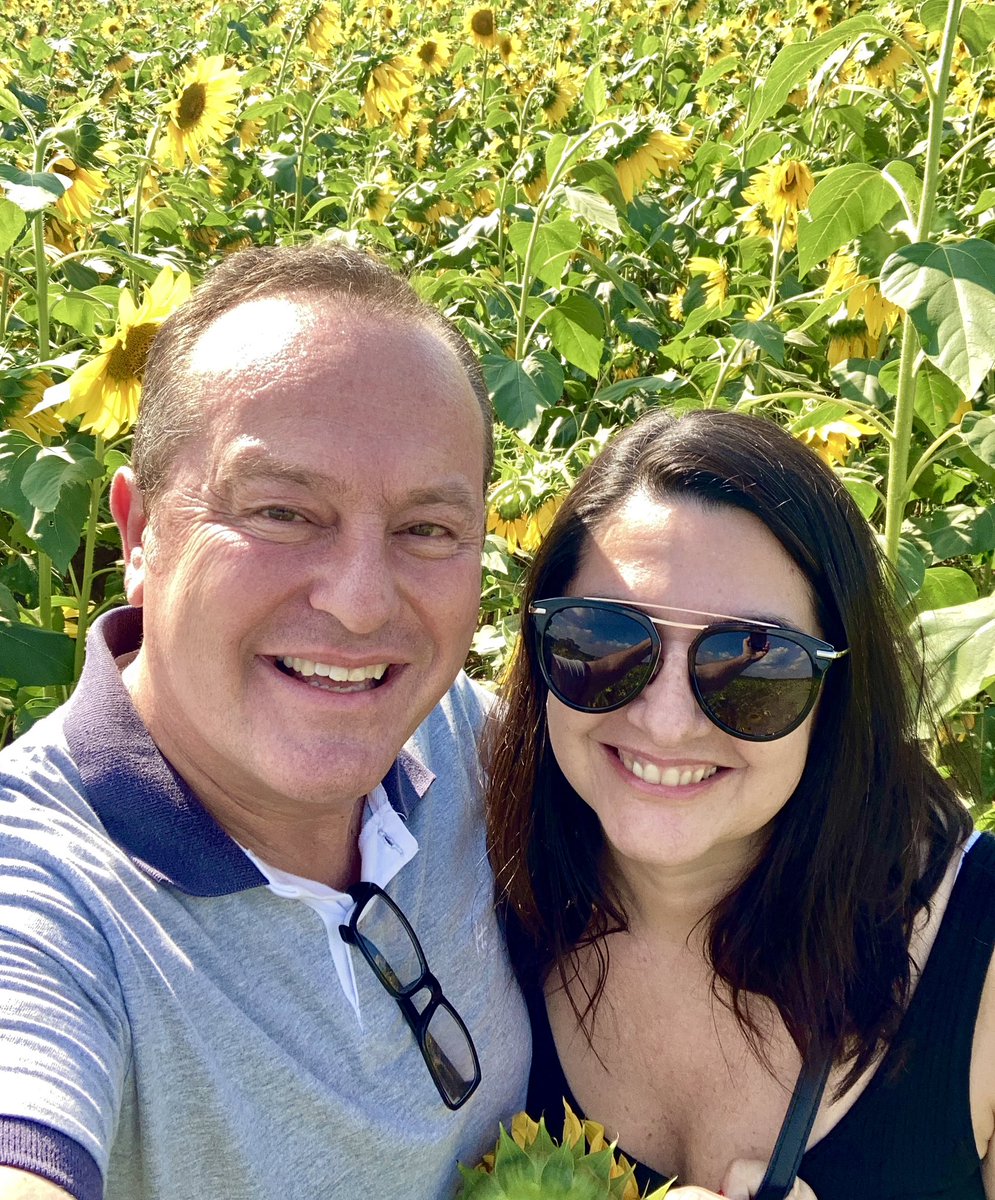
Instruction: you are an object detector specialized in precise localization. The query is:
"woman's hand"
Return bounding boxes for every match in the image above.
[667,1159,818,1200]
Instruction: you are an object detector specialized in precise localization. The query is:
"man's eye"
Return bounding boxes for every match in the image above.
[407,522,449,538]
[260,507,303,523]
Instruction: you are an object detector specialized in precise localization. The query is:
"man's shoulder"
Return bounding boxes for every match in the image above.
[420,670,495,736]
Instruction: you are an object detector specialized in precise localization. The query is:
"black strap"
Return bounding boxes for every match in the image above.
[753,1044,833,1200]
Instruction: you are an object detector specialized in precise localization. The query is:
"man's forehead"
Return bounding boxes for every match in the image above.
[187,295,321,376]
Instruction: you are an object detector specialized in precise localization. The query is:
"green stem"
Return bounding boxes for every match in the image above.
[37,551,53,631]
[32,137,51,360]
[513,120,618,359]
[882,0,962,566]
[73,436,105,680]
[479,51,490,126]
[130,117,163,275]
[0,249,10,342]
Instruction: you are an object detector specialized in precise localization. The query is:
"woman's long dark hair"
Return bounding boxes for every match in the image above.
[485,408,970,1090]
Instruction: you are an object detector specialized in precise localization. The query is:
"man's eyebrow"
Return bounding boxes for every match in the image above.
[213,447,329,492]
[212,446,482,511]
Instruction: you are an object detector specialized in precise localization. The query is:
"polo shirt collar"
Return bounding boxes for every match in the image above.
[61,607,435,897]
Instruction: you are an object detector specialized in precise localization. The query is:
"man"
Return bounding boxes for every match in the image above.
[0,243,529,1199]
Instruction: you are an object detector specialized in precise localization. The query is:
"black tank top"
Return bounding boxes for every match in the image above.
[525,833,995,1199]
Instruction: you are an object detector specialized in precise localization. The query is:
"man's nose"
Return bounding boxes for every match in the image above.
[305,531,399,635]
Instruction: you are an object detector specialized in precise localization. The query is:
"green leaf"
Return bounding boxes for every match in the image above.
[561,187,621,235]
[569,161,627,210]
[959,2,995,55]
[582,66,607,117]
[831,358,889,410]
[880,239,995,400]
[896,535,927,599]
[730,320,785,365]
[961,412,995,467]
[913,360,963,436]
[0,165,70,213]
[593,372,689,406]
[790,401,851,434]
[482,351,563,438]
[0,620,75,687]
[21,445,102,513]
[50,293,103,338]
[508,217,582,288]
[544,133,571,182]
[918,592,995,719]
[542,294,605,377]
[881,160,922,224]
[907,503,995,559]
[918,566,978,612]
[919,0,949,31]
[842,476,881,519]
[746,16,888,135]
[574,248,653,317]
[797,164,904,278]
[0,198,26,254]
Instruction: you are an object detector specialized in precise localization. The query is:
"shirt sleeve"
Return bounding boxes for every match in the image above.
[0,816,131,1198]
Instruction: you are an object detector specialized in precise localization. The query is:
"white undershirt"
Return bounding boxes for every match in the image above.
[241,784,419,1026]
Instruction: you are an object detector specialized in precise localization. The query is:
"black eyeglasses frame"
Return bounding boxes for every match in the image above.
[339,880,482,1110]
[529,595,849,743]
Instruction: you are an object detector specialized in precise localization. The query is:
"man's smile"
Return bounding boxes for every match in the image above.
[275,656,391,692]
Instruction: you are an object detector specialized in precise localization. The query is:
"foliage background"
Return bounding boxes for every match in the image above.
[1,0,993,821]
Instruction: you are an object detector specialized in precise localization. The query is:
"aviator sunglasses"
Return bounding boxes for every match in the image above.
[529,596,849,742]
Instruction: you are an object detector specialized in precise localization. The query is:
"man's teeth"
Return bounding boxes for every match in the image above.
[618,752,718,787]
[280,657,388,682]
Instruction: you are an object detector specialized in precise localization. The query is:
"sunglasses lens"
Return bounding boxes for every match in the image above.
[540,605,656,711]
[693,630,817,738]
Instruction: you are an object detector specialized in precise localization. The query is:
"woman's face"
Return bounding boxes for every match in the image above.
[544,492,822,880]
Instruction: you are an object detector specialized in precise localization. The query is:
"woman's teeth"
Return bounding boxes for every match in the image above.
[279,657,389,690]
[618,752,718,787]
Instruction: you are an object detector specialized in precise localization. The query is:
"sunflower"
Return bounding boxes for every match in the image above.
[106,51,133,73]
[305,2,344,56]
[737,197,798,251]
[667,286,687,323]
[536,61,583,126]
[518,154,548,204]
[364,169,394,222]
[862,285,901,340]
[51,156,107,224]
[746,159,815,222]
[806,0,835,30]
[486,506,529,555]
[607,122,694,202]
[858,37,912,86]
[497,31,520,65]
[57,267,192,439]
[798,416,877,466]
[157,55,241,168]
[688,256,729,307]
[2,373,64,443]
[826,317,876,367]
[414,32,450,75]
[465,6,500,49]
[362,56,416,125]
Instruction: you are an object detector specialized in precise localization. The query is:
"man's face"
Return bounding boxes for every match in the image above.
[114,296,487,818]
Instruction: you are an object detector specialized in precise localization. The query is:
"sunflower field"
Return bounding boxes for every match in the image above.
[0,0,994,813]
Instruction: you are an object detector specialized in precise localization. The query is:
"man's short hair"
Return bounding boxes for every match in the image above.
[134,241,494,507]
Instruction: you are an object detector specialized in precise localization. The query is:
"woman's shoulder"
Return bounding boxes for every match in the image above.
[962,834,995,1176]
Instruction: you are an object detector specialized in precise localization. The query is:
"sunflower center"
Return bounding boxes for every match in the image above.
[471,9,495,36]
[106,323,158,381]
[177,82,207,129]
[419,40,438,65]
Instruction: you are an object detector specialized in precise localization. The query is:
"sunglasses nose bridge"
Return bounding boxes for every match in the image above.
[622,634,714,738]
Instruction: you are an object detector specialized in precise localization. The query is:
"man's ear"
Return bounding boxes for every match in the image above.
[109,466,149,607]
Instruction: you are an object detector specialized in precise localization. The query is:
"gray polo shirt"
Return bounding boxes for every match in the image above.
[0,608,529,1199]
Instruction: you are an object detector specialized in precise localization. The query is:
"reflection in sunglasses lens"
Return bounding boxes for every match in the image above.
[545,608,655,710]
[694,630,814,737]
[424,1004,477,1104]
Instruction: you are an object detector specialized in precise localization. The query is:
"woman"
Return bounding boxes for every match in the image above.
[486,409,995,1199]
